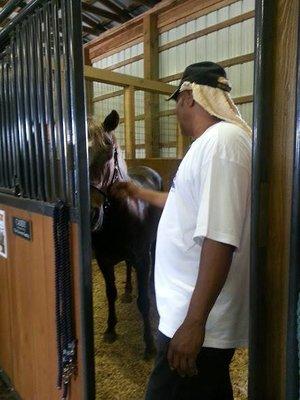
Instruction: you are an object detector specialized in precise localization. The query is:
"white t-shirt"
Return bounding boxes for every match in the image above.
[155,121,251,349]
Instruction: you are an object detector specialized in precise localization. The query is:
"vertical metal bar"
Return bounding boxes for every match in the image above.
[28,15,45,200]
[0,61,9,187]
[65,0,95,398]
[61,0,75,205]
[0,59,5,187]
[52,0,67,201]
[4,60,14,188]
[9,41,21,194]
[35,10,50,201]
[22,21,36,198]
[14,27,30,197]
[43,3,58,200]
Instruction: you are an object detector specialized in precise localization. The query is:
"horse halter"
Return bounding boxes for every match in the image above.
[90,145,122,232]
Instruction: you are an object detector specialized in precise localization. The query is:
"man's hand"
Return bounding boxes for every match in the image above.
[110,181,140,199]
[167,320,205,377]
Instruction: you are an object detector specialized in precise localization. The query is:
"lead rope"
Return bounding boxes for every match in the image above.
[53,201,77,400]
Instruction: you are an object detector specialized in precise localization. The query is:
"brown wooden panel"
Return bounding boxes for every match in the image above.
[0,206,13,382]
[0,205,84,399]
[126,158,181,190]
[249,0,299,397]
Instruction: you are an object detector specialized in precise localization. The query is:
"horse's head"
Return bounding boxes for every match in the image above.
[88,110,120,168]
[88,110,126,232]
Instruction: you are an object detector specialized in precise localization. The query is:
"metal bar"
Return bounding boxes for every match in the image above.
[3,60,14,188]
[0,61,9,187]
[0,0,48,50]
[286,11,300,400]
[28,17,44,200]
[35,9,50,201]
[0,60,5,187]
[66,0,95,398]
[52,0,67,201]
[22,20,37,198]
[14,26,30,196]
[61,0,75,205]
[0,0,24,25]
[43,3,58,200]
[9,41,21,194]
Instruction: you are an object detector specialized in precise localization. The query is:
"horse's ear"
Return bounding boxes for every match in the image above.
[102,110,119,133]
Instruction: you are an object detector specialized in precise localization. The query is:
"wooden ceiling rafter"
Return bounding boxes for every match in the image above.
[82,2,124,23]
[96,0,132,21]
[82,12,107,34]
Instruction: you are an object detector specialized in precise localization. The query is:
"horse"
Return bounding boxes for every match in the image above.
[88,110,162,359]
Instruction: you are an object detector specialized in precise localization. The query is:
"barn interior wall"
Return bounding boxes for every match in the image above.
[89,0,255,159]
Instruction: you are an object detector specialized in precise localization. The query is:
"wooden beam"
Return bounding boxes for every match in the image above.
[92,89,124,103]
[84,65,176,95]
[160,54,255,83]
[82,25,101,36]
[106,54,143,71]
[82,13,106,32]
[158,0,237,32]
[97,0,131,21]
[132,0,155,6]
[144,13,159,158]
[159,10,255,52]
[249,0,299,397]
[82,2,124,23]
[88,20,143,61]
[124,86,135,159]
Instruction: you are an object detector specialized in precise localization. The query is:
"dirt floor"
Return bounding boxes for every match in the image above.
[93,261,248,400]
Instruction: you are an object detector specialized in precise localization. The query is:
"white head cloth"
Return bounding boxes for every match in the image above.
[179,80,252,136]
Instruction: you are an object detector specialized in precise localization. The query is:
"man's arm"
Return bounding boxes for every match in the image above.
[110,181,168,209]
[167,237,235,377]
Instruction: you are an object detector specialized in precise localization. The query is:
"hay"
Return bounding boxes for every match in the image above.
[93,261,248,399]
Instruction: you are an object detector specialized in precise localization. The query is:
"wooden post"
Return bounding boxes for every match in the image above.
[124,86,135,159]
[249,0,299,398]
[143,14,159,158]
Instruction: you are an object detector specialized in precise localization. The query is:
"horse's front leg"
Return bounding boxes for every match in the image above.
[135,255,156,360]
[97,259,118,343]
[121,261,133,303]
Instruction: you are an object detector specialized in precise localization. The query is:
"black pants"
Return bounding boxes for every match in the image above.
[145,332,235,400]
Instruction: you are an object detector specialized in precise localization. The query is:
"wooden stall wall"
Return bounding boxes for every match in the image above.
[85,0,255,160]
[0,205,83,400]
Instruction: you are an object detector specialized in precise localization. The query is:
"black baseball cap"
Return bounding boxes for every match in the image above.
[167,61,231,101]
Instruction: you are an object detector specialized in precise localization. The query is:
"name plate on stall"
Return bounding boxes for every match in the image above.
[12,217,32,241]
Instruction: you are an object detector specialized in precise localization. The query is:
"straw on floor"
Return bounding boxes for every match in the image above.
[93,261,248,400]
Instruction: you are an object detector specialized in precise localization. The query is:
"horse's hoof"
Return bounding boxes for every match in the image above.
[121,293,133,303]
[143,346,156,361]
[103,331,118,343]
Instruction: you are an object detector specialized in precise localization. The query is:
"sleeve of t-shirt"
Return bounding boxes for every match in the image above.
[193,155,250,249]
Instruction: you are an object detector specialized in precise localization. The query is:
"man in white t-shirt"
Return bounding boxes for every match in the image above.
[112,62,252,399]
